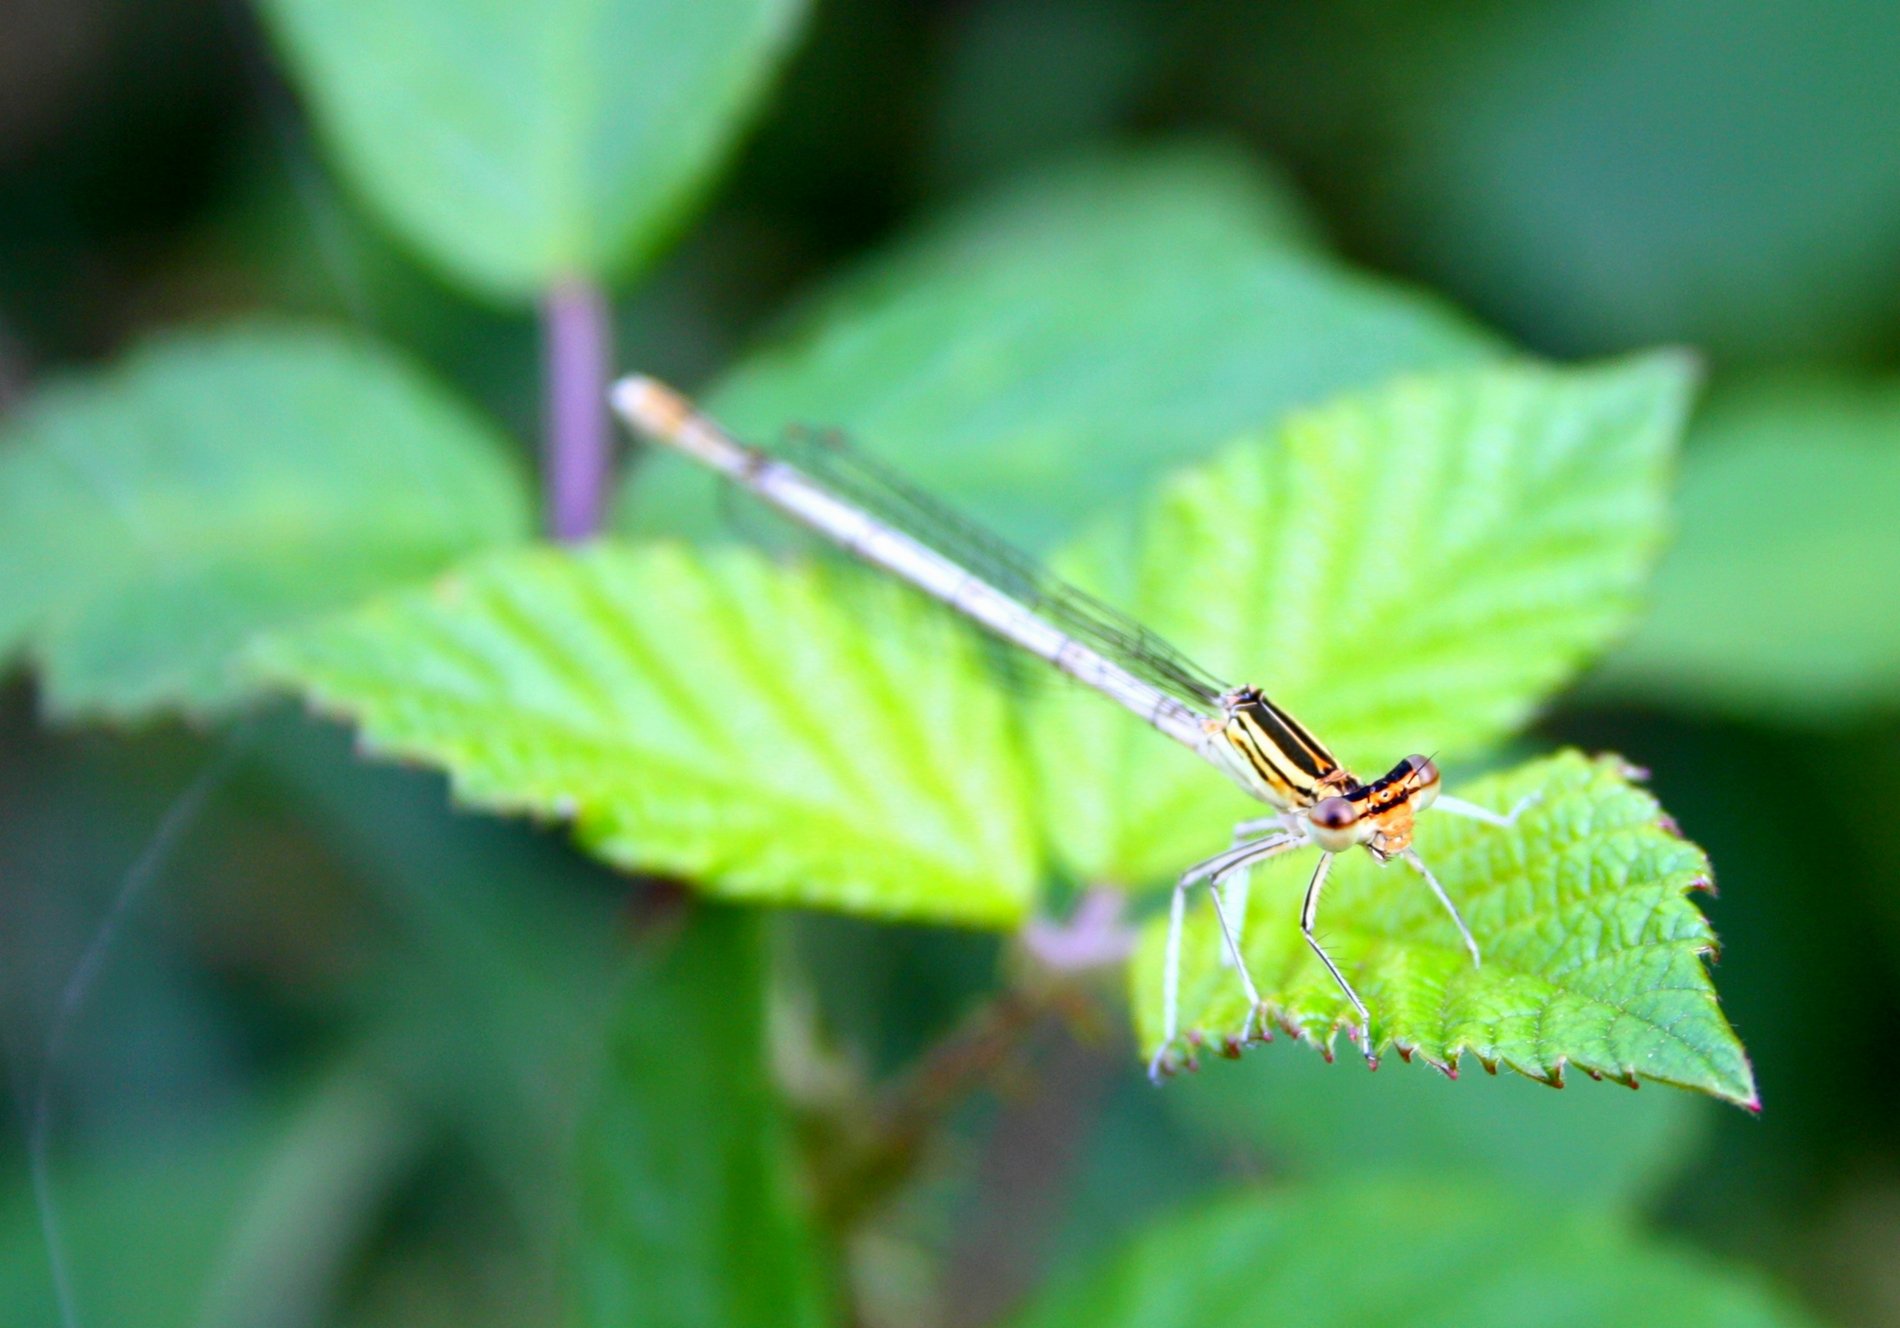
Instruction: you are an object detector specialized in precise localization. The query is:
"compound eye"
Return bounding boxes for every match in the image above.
[1405,754,1442,810]
[1308,796,1362,851]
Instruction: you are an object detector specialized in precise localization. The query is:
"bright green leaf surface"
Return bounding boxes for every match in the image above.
[615,143,1501,550]
[1009,1180,1821,1328]
[258,0,805,300]
[572,908,830,1328]
[1137,751,1756,1107]
[1599,375,1900,719]
[1031,355,1694,887]
[0,322,531,720]
[252,543,1038,927]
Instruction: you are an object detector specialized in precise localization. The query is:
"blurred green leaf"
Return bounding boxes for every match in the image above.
[1140,751,1755,1108]
[257,0,807,301]
[0,322,531,720]
[1031,356,1694,886]
[1009,1179,1822,1328]
[926,0,1173,193]
[614,143,1501,550]
[1236,0,1900,364]
[1166,1036,1710,1212]
[252,543,1038,927]
[1598,376,1900,719]
[571,907,830,1328]
[0,1067,415,1328]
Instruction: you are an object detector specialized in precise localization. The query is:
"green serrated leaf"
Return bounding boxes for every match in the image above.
[614,143,1501,550]
[572,907,830,1328]
[258,0,806,300]
[1598,374,1900,719]
[1137,751,1755,1107]
[251,543,1038,928]
[0,322,531,720]
[1031,354,1695,887]
[1009,1180,1821,1328]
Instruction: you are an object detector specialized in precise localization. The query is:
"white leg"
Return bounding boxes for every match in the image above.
[1215,819,1263,966]
[1206,875,1262,1036]
[1401,849,1480,967]
[1434,791,1538,828]
[1299,852,1376,1064]
[1214,870,1251,966]
[1148,875,1190,1082]
[1149,831,1304,1082]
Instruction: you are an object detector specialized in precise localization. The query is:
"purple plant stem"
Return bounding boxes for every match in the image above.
[540,277,614,542]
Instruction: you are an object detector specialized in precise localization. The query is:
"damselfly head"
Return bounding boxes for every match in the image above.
[1310,755,1440,856]
[1307,795,1367,852]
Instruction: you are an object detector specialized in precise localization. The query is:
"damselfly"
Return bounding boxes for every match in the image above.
[611,376,1530,1079]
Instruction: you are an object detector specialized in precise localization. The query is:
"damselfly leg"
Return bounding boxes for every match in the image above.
[1401,849,1481,966]
[1435,792,1539,827]
[1150,829,1304,1082]
[1298,851,1379,1062]
[1215,814,1292,964]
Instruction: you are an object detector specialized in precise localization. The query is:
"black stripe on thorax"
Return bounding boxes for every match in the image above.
[1231,689,1338,781]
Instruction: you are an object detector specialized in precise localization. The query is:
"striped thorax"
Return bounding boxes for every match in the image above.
[1212,685,1442,859]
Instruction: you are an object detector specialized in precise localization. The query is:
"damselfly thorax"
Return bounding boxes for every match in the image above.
[1210,686,1440,859]
[611,376,1530,1081]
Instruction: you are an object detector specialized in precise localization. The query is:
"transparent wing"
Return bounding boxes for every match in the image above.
[777,425,1232,709]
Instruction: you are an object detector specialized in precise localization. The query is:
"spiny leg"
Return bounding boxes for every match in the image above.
[1215,817,1284,965]
[1149,831,1303,1083]
[1152,870,1188,1083]
[1299,852,1377,1065]
[1214,868,1250,968]
[1205,874,1261,1024]
[1401,849,1480,967]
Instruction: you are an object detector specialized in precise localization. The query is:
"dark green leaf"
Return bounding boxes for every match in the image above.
[615,143,1501,550]
[1009,1180,1822,1328]
[0,1066,415,1328]
[1166,1036,1710,1211]
[1238,1,1900,363]
[1598,375,1900,719]
[258,0,807,299]
[571,907,830,1328]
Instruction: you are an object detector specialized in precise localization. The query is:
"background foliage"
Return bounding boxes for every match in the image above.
[2,1,1896,1326]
